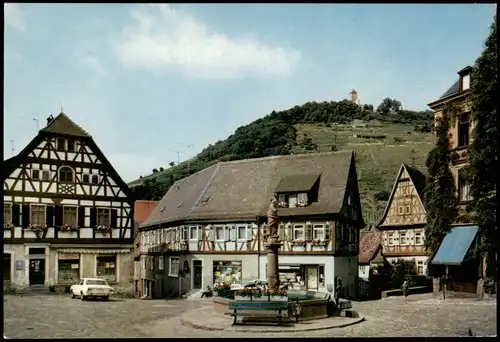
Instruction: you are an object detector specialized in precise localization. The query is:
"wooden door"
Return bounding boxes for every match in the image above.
[306,266,319,291]
[29,259,45,286]
[193,260,202,289]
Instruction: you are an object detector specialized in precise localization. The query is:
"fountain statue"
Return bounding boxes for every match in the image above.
[266,198,282,292]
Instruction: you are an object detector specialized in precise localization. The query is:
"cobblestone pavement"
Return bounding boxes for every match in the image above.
[4,293,497,338]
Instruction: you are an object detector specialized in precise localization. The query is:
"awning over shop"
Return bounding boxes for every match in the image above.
[431,225,479,265]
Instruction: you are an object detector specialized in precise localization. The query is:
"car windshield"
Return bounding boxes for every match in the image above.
[86,280,107,286]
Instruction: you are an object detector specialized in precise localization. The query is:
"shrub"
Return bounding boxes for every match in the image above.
[374,190,390,201]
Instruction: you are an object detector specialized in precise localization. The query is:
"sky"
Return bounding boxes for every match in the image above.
[4,3,496,182]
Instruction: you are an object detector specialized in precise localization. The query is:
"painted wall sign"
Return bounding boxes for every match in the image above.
[15,260,24,270]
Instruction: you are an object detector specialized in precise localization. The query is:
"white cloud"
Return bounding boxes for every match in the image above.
[4,3,26,31]
[115,4,301,79]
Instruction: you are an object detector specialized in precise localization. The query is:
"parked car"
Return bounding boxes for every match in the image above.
[70,278,114,301]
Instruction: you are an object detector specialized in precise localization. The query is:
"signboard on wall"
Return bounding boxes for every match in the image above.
[58,253,80,260]
[15,260,24,270]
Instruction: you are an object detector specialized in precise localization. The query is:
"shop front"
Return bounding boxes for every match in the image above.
[277,264,326,291]
[213,260,242,285]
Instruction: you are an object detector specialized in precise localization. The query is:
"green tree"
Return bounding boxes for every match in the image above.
[423,110,458,254]
[464,16,497,279]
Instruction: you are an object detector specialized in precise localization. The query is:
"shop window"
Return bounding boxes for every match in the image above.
[313,224,325,240]
[32,169,40,180]
[58,259,80,283]
[293,225,305,240]
[237,226,247,240]
[213,260,242,285]
[169,257,179,277]
[96,255,116,282]
[42,170,51,181]
[189,226,198,240]
[30,205,46,225]
[63,206,77,225]
[3,254,12,281]
[97,208,110,227]
[59,166,74,182]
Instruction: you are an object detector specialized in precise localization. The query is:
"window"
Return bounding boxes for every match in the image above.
[96,255,116,282]
[293,225,305,240]
[458,114,470,147]
[213,260,242,285]
[42,170,50,181]
[30,205,46,225]
[141,256,146,269]
[278,194,286,204]
[58,259,80,283]
[82,174,90,183]
[398,206,404,215]
[415,232,422,245]
[4,203,12,223]
[298,192,308,204]
[182,227,188,241]
[29,247,45,255]
[97,208,110,227]
[458,174,472,202]
[400,233,407,245]
[63,206,77,225]
[417,261,424,275]
[405,205,411,215]
[461,74,470,91]
[59,166,74,182]
[189,226,198,240]
[57,138,65,150]
[388,233,394,245]
[288,194,297,208]
[169,257,179,277]
[91,175,99,184]
[237,226,247,240]
[215,226,225,241]
[32,170,40,180]
[313,224,325,240]
[159,257,164,270]
[150,256,154,270]
[67,140,75,152]
[3,254,12,281]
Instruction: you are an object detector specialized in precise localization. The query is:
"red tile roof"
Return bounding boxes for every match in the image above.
[134,200,159,224]
[358,227,382,264]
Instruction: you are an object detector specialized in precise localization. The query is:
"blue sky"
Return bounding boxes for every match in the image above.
[4,3,496,182]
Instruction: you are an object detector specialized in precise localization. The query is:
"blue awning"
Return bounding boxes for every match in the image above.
[431,225,479,265]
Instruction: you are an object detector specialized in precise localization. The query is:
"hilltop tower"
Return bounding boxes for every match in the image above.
[349,90,358,104]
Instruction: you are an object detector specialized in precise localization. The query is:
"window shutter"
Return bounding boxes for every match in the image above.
[22,205,30,228]
[110,209,118,228]
[54,206,63,227]
[12,204,21,226]
[46,206,55,227]
[278,223,285,240]
[89,207,97,227]
[325,222,331,241]
[77,207,85,228]
[209,226,215,242]
[306,223,313,241]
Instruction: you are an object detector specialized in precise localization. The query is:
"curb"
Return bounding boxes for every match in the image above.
[180,308,366,333]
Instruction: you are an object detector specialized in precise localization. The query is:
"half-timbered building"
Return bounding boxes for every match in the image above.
[376,163,429,275]
[137,151,364,300]
[2,112,135,292]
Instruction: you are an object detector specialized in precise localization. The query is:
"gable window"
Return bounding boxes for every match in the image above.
[189,226,198,240]
[82,174,90,183]
[278,194,288,207]
[169,257,179,277]
[215,226,225,241]
[398,206,404,215]
[458,114,470,147]
[298,193,308,205]
[32,170,40,180]
[458,174,472,202]
[400,233,407,245]
[313,224,325,240]
[288,194,298,208]
[97,208,110,227]
[67,139,75,152]
[4,203,12,223]
[30,205,46,225]
[461,74,470,91]
[42,170,50,181]
[237,226,247,240]
[388,233,394,246]
[405,205,411,215]
[63,206,77,226]
[91,175,99,184]
[59,166,74,182]
[293,224,305,240]
[57,138,65,150]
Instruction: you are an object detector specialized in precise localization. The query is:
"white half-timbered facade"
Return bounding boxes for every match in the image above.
[3,112,135,292]
[136,151,364,300]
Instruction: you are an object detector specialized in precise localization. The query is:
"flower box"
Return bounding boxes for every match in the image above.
[291,240,306,246]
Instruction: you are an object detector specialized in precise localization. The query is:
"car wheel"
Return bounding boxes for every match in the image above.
[103,296,109,301]
[71,291,76,299]
[81,292,86,301]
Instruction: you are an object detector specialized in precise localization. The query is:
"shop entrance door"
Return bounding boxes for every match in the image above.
[305,266,319,291]
[29,259,45,286]
[193,260,202,289]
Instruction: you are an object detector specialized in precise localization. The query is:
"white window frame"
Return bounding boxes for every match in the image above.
[415,232,422,245]
[417,260,424,275]
[400,232,407,245]
[462,74,470,91]
[30,204,46,226]
[62,206,78,226]
[181,226,188,241]
[289,194,298,208]
[168,257,180,277]
[397,206,404,215]
[159,256,164,270]
[313,224,325,240]
[298,192,308,204]
[215,225,225,241]
[237,225,247,241]
[405,205,411,215]
[293,224,305,240]
[4,202,12,223]
[388,233,394,246]
[141,256,146,269]
[97,208,111,227]
[189,226,198,240]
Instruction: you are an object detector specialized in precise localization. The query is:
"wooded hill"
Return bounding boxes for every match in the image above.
[129,98,435,225]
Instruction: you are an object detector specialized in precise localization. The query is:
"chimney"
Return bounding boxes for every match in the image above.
[349,90,358,104]
[46,115,54,126]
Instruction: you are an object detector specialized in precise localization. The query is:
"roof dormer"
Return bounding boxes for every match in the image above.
[458,65,472,92]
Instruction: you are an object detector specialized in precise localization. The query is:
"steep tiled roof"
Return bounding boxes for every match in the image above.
[42,112,90,137]
[358,227,382,264]
[440,80,460,99]
[141,151,354,227]
[134,200,159,224]
[403,164,427,203]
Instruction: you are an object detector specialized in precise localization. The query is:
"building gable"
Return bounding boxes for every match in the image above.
[377,164,426,227]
